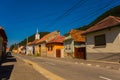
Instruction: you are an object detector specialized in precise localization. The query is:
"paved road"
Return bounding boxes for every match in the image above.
[15,54,120,80]
[0,55,47,80]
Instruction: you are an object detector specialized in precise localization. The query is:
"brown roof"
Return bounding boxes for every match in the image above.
[83,16,120,34]
[47,36,65,44]
[69,30,85,42]
[36,31,60,44]
[27,42,32,45]
[0,26,7,42]
[27,39,39,45]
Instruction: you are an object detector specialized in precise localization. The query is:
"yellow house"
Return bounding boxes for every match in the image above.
[46,36,65,58]
[35,31,60,57]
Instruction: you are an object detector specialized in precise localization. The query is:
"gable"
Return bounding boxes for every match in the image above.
[83,16,120,34]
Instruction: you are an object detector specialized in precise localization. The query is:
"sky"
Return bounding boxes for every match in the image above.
[0,0,120,47]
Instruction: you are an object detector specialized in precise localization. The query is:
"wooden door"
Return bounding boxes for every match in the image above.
[56,49,61,58]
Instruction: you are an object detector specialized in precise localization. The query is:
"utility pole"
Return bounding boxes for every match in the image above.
[26,36,28,55]
[27,36,28,45]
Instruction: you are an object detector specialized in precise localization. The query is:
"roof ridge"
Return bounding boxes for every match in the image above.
[82,16,120,34]
[96,16,120,25]
[112,16,120,22]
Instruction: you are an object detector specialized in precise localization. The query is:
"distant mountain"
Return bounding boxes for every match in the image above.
[19,32,49,46]
[77,5,120,30]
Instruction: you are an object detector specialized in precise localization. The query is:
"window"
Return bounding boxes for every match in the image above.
[48,46,51,51]
[68,45,71,50]
[66,44,71,50]
[48,45,53,51]
[94,34,106,46]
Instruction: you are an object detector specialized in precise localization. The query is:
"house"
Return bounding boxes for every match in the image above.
[26,29,40,55]
[32,39,39,55]
[82,16,120,62]
[17,46,24,54]
[26,42,34,55]
[46,36,65,58]
[21,46,26,54]
[64,30,86,59]
[0,27,7,63]
[26,39,39,55]
[35,31,60,56]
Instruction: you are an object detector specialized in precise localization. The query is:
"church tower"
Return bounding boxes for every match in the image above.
[35,28,40,40]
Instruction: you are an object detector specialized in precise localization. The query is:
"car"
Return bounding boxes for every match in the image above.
[6,51,12,56]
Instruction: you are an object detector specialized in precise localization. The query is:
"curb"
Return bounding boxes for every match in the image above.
[87,60,120,64]
[79,62,120,71]
[16,56,65,80]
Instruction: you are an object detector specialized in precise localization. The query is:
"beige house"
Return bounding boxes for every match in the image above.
[82,16,120,62]
[35,31,60,56]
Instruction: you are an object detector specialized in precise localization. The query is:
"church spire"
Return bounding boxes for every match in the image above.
[35,28,40,40]
[37,28,38,34]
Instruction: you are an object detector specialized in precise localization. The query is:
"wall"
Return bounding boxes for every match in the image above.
[41,42,47,56]
[0,37,3,62]
[34,45,41,56]
[64,40,75,58]
[47,43,64,58]
[26,46,33,55]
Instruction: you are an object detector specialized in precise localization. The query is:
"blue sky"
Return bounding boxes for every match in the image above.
[0,0,120,47]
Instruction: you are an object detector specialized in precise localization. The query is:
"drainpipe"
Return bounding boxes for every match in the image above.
[119,33,120,63]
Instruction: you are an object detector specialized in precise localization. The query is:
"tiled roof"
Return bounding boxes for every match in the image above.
[67,30,85,42]
[47,36,65,44]
[36,31,60,44]
[27,42,32,45]
[27,39,39,45]
[82,16,120,34]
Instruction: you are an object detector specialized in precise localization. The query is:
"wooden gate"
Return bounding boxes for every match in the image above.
[56,49,61,58]
[74,47,86,59]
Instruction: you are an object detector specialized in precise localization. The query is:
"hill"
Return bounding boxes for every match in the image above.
[77,5,120,30]
[19,32,49,46]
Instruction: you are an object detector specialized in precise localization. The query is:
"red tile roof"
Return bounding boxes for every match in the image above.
[27,42,32,45]
[36,31,60,44]
[27,31,60,45]
[69,30,85,42]
[27,39,39,45]
[83,16,120,34]
[47,36,65,44]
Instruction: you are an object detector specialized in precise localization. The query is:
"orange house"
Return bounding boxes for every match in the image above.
[46,36,65,58]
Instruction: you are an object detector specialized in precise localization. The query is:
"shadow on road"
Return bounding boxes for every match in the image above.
[2,56,17,63]
[0,65,14,80]
[0,55,17,80]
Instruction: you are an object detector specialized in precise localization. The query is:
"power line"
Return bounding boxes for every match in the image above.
[42,0,120,33]
[62,0,116,29]
[42,0,88,31]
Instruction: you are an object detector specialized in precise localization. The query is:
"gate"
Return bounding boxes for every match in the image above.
[74,47,86,59]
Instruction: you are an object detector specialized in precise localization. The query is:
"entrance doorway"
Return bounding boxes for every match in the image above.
[56,49,61,58]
